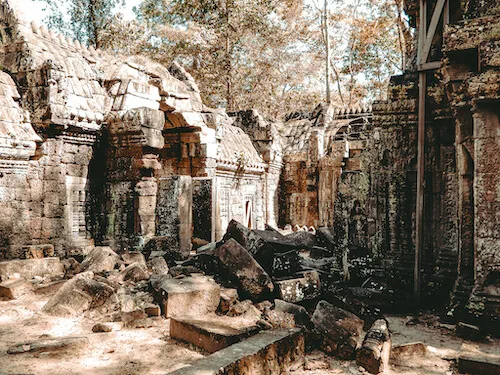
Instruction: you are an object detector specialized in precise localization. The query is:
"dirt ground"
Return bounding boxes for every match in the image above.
[0,292,204,375]
[1,292,499,375]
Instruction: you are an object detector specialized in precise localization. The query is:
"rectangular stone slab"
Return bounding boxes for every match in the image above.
[167,329,304,375]
[0,278,33,299]
[0,257,64,281]
[170,316,260,353]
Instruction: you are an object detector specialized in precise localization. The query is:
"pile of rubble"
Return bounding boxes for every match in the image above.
[0,219,400,374]
[8,220,498,374]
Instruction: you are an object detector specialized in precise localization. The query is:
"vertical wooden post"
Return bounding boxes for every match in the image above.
[415,0,427,305]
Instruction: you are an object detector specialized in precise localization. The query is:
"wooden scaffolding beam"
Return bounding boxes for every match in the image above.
[414,0,448,305]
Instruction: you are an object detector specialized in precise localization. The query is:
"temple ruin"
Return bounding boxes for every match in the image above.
[0,0,499,374]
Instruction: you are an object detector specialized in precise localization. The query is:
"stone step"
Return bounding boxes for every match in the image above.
[170,315,260,353]
[167,329,304,375]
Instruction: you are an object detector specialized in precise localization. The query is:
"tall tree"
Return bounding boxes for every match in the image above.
[38,0,124,48]
[134,0,318,117]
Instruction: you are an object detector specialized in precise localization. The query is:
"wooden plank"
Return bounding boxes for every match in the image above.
[420,0,447,65]
[417,0,426,64]
[415,71,427,304]
[418,61,442,71]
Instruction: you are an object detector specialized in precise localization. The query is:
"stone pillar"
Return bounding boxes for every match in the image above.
[156,176,193,257]
[192,178,213,242]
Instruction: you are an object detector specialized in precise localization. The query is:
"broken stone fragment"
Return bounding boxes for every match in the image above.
[121,262,149,282]
[356,319,391,374]
[92,323,112,333]
[275,270,321,303]
[274,299,312,328]
[456,322,485,341]
[0,278,34,300]
[151,273,220,318]
[227,300,262,323]
[214,238,274,301]
[169,265,202,278]
[7,336,89,354]
[80,247,120,273]
[42,273,115,317]
[311,300,364,359]
[196,241,217,255]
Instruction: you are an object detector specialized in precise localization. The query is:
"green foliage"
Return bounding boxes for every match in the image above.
[37,0,124,48]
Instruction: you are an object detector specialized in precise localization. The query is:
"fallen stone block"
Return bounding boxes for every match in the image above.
[121,263,149,282]
[0,257,64,281]
[0,278,33,300]
[170,315,261,353]
[61,257,81,277]
[356,319,391,374]
[196,241,217,255]
[167,329,304,375]
[151,273,220,318]
[214,239,273,301]
[122,252,147,268]
[390,342,427,363]
[43,273,115,317]
[286,231,318,249]
[7,336,89,354]
[456,322,485,341]
[23,244,55,259]
[458,347,500,375]
[275,271,321,303]
[311,300,364,358]
[80,247,120,273]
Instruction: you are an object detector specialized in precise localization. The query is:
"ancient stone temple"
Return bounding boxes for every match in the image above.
[0,1,282,258]
[0,0,499,333]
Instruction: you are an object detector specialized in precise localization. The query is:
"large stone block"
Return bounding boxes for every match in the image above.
[214,238,274,301]
[170,315,260,353]
[151,274,220,318]
[311,300,364,358]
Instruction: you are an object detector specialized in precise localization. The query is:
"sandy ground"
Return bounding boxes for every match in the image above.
[1,291,499,375]
[0,292,204,375]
